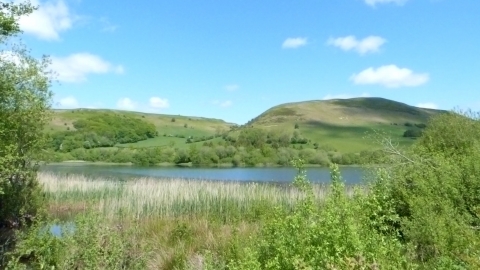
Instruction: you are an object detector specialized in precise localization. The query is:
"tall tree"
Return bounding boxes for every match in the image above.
[0,1,53,228]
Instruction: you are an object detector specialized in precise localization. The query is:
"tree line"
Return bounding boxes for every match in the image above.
[46,113,158,152]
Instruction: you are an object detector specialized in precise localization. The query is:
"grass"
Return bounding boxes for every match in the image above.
[33,172,360,269]
[48,108,232,136]
[247,97,443,153]
[40,172,356,221]
[47,97,442,154]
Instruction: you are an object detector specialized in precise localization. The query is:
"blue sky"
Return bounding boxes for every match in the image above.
[17,0,480,124]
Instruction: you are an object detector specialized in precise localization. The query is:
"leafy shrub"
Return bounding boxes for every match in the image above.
[370,111,480,267]
[72,113,157,144]
[5,212,147,269]
[221,160,410,269]
[403,129,423,138]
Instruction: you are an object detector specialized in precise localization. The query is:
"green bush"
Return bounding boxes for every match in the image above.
[5,212,147,269]
[0,1,51,239]
[219,160,410,269]
[403,129,423,138]
[369,111,480,267]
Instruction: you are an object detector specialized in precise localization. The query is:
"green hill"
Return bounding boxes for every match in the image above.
[48,109,234,149]
[44,98,448,165]
[244,97,446,153]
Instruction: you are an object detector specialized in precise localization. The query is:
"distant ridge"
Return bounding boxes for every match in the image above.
[248,97,446,127]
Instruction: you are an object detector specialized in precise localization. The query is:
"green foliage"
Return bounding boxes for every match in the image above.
[0,1,51,231]
[403,129,423,138]
[220,160,409,269]
[43,113,159,161]
[71,113,156,144]
[0,2,34,39]
[5,212,147,269]
[368,111,480,267]
[237,128,267,149]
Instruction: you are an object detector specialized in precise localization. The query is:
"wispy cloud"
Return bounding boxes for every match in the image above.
[327,36,386,55]
[350,65,429,88]
[225,84,239,92]
[417,102,438,109]
[116,98,137,111]
[99,17,118,32]
[220,100,232,107]
[282,37,308,49]
[212,100,233,108]
[18,0,75,41]
[322,93,371,100]
[364,0,408,7]
[57,96,79,108]
[149,97,170,109]
[50,53,124,82]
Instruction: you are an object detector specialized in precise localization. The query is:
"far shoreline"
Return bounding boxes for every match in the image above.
[42,160,368,169]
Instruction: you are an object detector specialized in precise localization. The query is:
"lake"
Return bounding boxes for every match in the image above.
[41,163,370,184]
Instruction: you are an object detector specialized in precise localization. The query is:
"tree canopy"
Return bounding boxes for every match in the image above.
[0,1,52,228]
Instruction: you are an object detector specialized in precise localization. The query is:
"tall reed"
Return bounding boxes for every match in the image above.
[39,172,359,221]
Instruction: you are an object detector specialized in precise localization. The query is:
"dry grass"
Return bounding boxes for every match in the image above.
[39,172,342,220]
[37,172,363,269]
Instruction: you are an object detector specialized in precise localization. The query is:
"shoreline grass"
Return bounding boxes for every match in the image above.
[39,172,361,221]
[31,172,365,269]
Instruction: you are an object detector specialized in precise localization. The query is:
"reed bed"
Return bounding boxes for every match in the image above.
[38,172,359,220]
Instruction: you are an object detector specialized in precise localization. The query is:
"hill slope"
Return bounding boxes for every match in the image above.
[48,109,234,149]
[251,97,443,126]
[46,98,446,154]
[245,97,446,152]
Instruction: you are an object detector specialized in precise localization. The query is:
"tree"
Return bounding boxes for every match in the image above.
[369,111,480,266]
[403,129,423,138]
[236,128,267,149]
[0,2,53,228]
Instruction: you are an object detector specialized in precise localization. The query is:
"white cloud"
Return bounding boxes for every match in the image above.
[364,0,408,7]
[350,65,429,88]
[327,36,386,55]
[417,102,438,109]
[220,100,233,107]
[149,97,170,109]
[117,98,137,111]
[58,96,78,108]
[322,93,371,100]
[50,53,124,82]
[225,84,239,92]
[99,17,118,32]
[18,0,74,40]
[0,51,24,67]
[212,100,233,108]
[282,37,308,49]
[84,103,103,109]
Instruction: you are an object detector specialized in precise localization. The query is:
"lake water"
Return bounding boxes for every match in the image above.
[41,164,369,184]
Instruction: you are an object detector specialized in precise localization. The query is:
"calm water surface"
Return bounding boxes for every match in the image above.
[41,164,369,184]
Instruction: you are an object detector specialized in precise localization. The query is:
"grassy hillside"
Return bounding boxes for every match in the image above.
[45,98,447,164]
[244,97,446,152]
[48,109,234,149]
